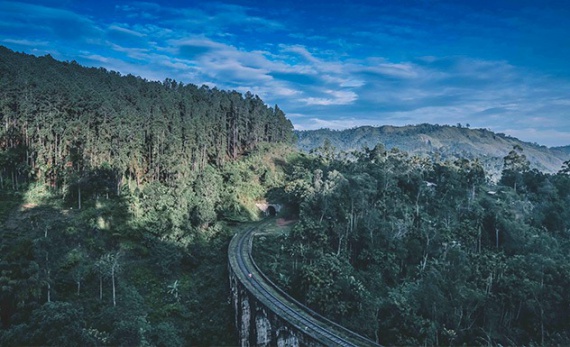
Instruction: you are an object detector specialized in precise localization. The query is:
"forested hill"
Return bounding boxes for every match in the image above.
[551,145,570,156]
[0,45,293,188]
[296,125,570,176]
[0,46,294,346]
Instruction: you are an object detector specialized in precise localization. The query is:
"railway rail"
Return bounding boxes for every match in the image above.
[229,222,380,346]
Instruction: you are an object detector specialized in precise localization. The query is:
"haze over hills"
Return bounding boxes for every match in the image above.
[296,124,570,177]
[551,145,570,156]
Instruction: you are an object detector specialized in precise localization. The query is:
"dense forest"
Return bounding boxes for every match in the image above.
[257,142,570,346]
[0,46,292,191]
[296,125,570,177]
[0,46,293,346]
[2,46,570,347]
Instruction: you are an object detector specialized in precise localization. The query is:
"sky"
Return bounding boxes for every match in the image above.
[1,0,570,146]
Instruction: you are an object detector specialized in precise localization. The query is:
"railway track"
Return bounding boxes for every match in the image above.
[229,222,380,346]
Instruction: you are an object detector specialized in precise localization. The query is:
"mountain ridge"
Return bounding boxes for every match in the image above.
[295,124,570,176]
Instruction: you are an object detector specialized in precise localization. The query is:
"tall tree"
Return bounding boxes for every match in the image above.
[501,145,530,192]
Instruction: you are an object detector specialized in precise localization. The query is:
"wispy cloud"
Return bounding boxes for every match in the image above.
[1,38,49,46]
[294,117,383,131]
[301,90,358,106]
[1,0,570,146]
[0,1,102,41]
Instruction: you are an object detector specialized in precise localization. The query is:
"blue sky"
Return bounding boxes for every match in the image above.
[1,0,570,146]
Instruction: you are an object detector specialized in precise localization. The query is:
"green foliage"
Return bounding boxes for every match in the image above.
[0,45,297,346]
[296,124,570,178]
[5,44,570,347]
[5,302,96,346]
[0,46,293,193]
[0,142,294,345]
[257,144,570,346]
[501,145,531,192]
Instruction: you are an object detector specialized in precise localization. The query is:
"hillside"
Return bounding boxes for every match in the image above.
[0,45,293,189]
[0,46,294,346]
[257,138,570,346]
[551,145,570,156]
[2,45,570,347]
[296,124,570,177]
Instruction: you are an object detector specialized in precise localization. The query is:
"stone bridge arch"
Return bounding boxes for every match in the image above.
[228,225,381,347]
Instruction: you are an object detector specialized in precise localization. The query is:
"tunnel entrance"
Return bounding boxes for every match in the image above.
[267,205,277,217]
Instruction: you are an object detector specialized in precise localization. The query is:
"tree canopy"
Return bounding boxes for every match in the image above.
[0,46,293,193]
[257,143,570,346]
[0,46,294,346]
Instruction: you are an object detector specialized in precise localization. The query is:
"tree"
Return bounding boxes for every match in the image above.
[192,166,222,228]
[558,159,570,175]
[65,247,90,296]
[97,250,123,307]
[1,301,96,346]
[360,143,387,164]
[501,145,530,192]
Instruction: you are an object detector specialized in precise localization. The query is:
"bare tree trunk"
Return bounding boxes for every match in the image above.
[112,267,116,307]
[415,188,421,217]
[337,234,343,256]
[117,176,122,196]
[540,265,545,346]
[46,252,51,303]
[110,253,121,307]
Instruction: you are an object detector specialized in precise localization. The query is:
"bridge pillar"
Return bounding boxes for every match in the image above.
[230,272,306,347]
[229,227,380,347]
[255,309,272,346]
[240,292,251,347]
[231,270,300,347]
[276,326,300,347]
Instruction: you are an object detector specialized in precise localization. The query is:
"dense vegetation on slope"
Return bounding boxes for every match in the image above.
[0,46,292,192]
[3,46,570,346]
[258,143,570,346]
[0,47,293,346]
[296,125,570,177]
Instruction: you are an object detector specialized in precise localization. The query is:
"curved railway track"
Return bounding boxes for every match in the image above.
[229,223,380,347]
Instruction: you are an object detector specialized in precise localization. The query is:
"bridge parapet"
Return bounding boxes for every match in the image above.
[228,224,381,347]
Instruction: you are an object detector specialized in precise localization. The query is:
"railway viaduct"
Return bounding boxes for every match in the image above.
[228,224,380,347]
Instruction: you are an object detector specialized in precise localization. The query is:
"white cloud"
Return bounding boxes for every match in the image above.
[300,90,358,106]
[1,38,49,46]
[108,25,145,38]
[281,45,321,63]
[294,117,381,130]
[272,86,301,97]
[340,79,365,88]
[3,1,570,146]
[359,61,420,79]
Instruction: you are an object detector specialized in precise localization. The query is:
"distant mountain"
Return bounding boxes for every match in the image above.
[295,124,570,177]
[551,145,570,156]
